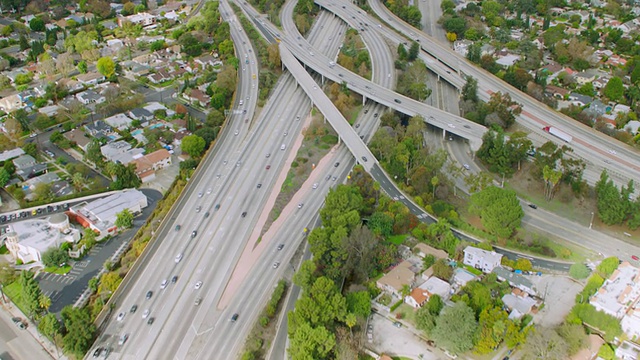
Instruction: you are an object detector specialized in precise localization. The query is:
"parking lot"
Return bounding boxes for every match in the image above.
[530,275,583,327]
[369,312,445,360]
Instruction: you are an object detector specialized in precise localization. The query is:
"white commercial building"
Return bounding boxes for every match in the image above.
[3,213,81,264]
[69,189,147,236]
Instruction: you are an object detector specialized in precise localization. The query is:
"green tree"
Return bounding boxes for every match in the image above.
[569,263,591,280]
[115,208,134,229]
[522,326,568,360]
[19,271,42,317]
[81,228,97,249]
[181,134,206,158]
[415,305,437,335]
[96,57,116,78]
[596,257,619,278]
[293,260,317,292]
[288,321,336,360]
[595,171,627,225]
[475,306,509,354]
[346,291,371,319]
[110,163,141,190]
[0,168,9,187]
[98,271,122,295]
[462,76,478,103]
[29,17,45,32]
[34,182,54,202]
[38,313,61,341]
[431,302,478,354]
[603,76,624,103]
[84,138,104,165]
[60,306,96,358]
[469,186,524,239]
[487,92,522,128]
[557,323,587,355]
[432,259,453,281]
[425,294,444,315]
[41,247,70,268]
[77,60,88,74]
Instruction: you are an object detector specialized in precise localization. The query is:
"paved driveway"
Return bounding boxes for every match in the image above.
[369,312,445,360]
[530,275,583,327]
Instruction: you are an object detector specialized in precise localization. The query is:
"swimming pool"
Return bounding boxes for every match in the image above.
[131,129,142,136]
[149,123,165,130]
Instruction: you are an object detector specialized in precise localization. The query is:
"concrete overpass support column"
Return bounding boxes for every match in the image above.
[442,128,447,140]
[362,95,366,106]
[321,74,325,85]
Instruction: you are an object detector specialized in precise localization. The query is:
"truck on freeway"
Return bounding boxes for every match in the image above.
[543,126,572,143]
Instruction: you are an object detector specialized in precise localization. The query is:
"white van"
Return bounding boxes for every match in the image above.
[280,144,286,150]
[239,99,244,105]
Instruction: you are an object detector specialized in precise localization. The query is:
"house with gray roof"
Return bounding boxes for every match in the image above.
[493,267,538,296]
[568,92,593,107]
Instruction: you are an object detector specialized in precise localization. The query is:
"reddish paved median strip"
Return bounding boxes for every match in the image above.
[218,118,339,309]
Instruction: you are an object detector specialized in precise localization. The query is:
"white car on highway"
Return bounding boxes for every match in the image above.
[160,280,168,289]
[116,312,125,322]
[175,254,183,263]
[142,310,150,319]
[194,281,203,290]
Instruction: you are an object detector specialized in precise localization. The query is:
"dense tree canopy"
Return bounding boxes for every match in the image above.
[469,186,524,239]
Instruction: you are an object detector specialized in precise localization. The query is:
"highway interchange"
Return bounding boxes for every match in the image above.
[89,0,640,359]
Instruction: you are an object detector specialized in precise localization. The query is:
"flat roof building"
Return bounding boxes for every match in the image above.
[68,189,147,236]
[3,213,80,264]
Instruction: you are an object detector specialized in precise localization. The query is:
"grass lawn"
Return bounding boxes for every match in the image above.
[0,244,8,254]
[387,234,407,245]
[43,265,72,275]
[394,303,417,326]
[3,282,29,315]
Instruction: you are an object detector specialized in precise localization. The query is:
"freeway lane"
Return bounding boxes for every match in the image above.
[366,0,639,189]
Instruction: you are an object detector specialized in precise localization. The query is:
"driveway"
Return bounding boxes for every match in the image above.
[36,189,162,313]
[530,275,583,327]
[369,311,445,360]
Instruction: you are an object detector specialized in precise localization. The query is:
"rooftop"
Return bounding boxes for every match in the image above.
[590,262,640,318]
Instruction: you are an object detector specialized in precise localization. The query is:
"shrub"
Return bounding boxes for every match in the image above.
[390,300,403,312]
[569,263,591,280]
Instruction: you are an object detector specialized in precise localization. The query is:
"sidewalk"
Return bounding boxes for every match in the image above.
[0,299,67,360]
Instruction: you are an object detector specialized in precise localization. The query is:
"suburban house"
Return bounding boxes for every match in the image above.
[63,128,92,152]
[0,148,25,163]
[13,154,47,181]
[76,89,106,105]
[405,276,452,308]
[128,108,154,123]
[493,267,538,296]
[118,12,156,27]
[0,93,24,112]
[567,92,593,107]
[76,71,106,86]
[183,88,211,107]
[463,246,503,273]
[414,243,449,260]
[502,288,538,319]
[85,120,114,137]
[452,268,478,288]
[131,148,172,183]
[104,113,133,131]
[376,260,416,297]
[100,140,144,164]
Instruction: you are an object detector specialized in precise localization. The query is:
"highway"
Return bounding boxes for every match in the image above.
[91,1,378,358]
[362,0,639,189]
[88,0,639,359]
